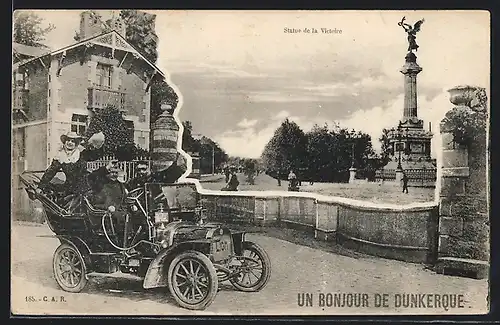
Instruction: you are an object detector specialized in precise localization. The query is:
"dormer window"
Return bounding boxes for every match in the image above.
[96,63,112,88]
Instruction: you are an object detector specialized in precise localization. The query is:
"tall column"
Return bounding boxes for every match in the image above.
[400,52,422,120]
[151,104,179,173]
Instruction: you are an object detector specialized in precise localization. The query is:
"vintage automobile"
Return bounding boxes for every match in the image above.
[19,171,271,310]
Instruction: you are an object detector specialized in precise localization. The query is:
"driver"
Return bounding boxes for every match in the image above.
[88,160,129,241]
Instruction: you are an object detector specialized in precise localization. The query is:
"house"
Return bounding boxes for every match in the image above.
[12,11,166,174]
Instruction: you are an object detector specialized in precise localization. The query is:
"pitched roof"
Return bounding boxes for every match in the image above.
[12,31,165,79]
[13,42,51,58]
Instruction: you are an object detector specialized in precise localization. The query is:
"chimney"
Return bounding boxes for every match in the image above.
[429,122,431,132]
[79,11,105,40]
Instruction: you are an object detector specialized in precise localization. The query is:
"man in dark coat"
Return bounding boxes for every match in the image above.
[221,167,239,191]
[88,161,129,243]
[402,171,409,194]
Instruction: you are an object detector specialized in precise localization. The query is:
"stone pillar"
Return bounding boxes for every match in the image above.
[400,52,422,120]
[436,86,489,279]
[349,167,357,184]
[151,104,179,173]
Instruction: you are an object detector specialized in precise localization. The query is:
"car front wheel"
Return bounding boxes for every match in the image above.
[167,250,219,310]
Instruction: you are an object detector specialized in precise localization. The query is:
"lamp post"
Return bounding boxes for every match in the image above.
[397,125,403,170]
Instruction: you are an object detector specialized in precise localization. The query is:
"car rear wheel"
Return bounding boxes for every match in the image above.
[229,241,271,292]
[167,250,219,310]
[52,243,88,293]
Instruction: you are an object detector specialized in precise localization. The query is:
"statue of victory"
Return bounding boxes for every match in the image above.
[398,16,425,52]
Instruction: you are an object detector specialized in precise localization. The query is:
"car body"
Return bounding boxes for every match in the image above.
[20,172,271,310]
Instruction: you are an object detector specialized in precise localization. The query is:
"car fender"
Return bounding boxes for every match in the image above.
[143,239,213,289]
[55,235,94,273]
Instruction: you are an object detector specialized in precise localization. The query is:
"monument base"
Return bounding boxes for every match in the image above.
[382,159,437,188]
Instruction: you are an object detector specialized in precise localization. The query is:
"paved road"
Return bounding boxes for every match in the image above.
[11,222,488,316]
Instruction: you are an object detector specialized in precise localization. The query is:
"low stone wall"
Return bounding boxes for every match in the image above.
[199,190,439,264]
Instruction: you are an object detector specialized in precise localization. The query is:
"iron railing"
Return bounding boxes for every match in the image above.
[87,87,125,110]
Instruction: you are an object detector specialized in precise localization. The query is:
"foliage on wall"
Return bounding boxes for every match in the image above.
[441,87,488,147]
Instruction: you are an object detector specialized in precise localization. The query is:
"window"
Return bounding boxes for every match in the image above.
[138,136,146,148]
[96,63,112,88]
[71,114,88,135]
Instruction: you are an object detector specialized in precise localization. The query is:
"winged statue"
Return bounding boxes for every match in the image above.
[398,17,425,52]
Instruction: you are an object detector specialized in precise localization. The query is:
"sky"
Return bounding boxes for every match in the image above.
[22,10,490,159]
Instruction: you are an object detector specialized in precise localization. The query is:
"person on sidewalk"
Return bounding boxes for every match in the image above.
[402,171,409,194]
[221,167,239,191]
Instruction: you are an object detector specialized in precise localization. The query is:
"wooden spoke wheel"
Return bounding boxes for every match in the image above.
[52,243,88,293]
[167,251,218,310]
[229,241,271,292]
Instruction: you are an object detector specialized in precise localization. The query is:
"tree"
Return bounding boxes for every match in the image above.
[181,121,200,153]
[261,119,307,179]
[120,10,158,63]
[13,12,55,47]
[198,137,228,174]
[85,105,135,158]
[151,79,179,123]
[379,128,393,166]
[306,123,334,181]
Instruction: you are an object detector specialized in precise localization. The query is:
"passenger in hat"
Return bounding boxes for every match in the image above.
[37,130,105,212]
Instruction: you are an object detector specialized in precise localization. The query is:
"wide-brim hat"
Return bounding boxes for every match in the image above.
[60,131,83,143]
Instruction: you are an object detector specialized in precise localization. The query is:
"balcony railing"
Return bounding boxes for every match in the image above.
[88,87,125,111]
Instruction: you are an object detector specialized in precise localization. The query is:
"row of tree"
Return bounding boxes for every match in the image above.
[181,121,229,174]
[261,119,385,182]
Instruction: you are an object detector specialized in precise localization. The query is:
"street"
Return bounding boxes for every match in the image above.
[11,222,488,316]
[199,173,435,205]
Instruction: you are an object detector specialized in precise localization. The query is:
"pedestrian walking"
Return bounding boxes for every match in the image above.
[402,171,409,193]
